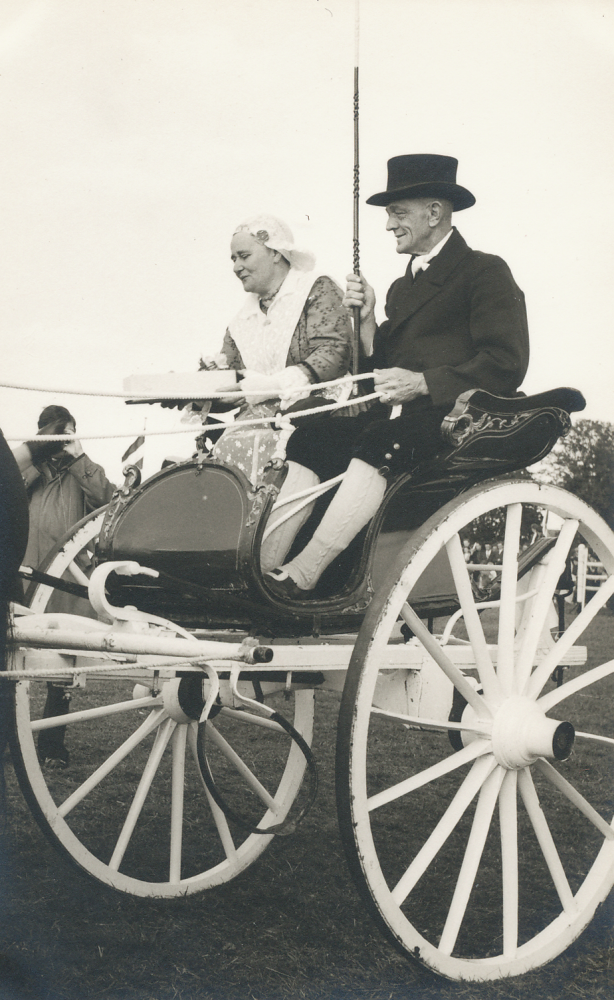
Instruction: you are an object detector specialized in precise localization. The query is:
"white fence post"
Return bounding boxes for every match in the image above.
[576,543,588,610]
[574,543,607,609]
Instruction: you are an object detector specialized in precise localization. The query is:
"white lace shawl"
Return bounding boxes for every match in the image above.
[227,268,324,375]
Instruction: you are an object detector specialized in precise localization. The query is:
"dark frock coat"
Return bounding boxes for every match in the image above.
[287,228,530,481]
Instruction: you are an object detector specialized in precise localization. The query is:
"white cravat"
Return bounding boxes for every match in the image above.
[411,228,453,277]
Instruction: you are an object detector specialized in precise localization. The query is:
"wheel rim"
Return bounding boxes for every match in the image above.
[16,511,315,896]
[338,481,614,980]
[27,508,106,615]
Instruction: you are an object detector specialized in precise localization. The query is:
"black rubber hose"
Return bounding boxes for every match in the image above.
[195,709,318,836]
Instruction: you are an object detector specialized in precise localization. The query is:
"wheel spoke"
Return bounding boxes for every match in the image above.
[66,560,91,588]
[109,717,176,872]
[446,534,502,705]
[575,731,614,747]
[538,659,614,713]
[187,724,237,860]
[58,707,167,817]
[526,574,614,700]
[169,724,188,882]
[499,770,519,957]
[400,603,491,719]
[31,695,163,731]
[515,519,579,693]
[517,768,576,913]
[370,705,489,736]
[439,766,505,956]
[206,723,280,813]
[219,707,285,732]
[391,754,497,905]
[535,758,614,841]
[368,740,492,812]
[497,504,523,697]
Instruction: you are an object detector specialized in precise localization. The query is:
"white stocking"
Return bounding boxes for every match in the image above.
[260,461,320,573]
[283,459,386,590]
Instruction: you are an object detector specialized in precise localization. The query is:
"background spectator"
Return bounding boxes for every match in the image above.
[12,404,115,766]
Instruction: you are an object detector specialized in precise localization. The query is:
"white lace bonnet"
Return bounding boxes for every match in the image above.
[232,214,316,272]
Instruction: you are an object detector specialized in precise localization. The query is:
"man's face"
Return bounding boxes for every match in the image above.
[385,199,433,255]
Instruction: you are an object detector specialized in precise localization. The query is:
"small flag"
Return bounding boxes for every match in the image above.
[121,435,145,469]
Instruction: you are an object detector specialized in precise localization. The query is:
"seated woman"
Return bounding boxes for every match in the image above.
[195,215,353,566]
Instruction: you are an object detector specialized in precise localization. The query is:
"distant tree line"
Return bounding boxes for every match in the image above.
[538,419,614,530]
[460,420,613,552]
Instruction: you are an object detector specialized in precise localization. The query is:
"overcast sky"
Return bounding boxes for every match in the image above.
[1,0,612,481]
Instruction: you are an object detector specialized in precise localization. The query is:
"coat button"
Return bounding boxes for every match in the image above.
[393,442,400,450]
[384,453,392,461]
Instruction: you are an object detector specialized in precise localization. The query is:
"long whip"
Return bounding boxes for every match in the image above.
[352,0,360,376]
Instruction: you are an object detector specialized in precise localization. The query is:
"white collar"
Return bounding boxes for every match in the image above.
[411,227,453,276]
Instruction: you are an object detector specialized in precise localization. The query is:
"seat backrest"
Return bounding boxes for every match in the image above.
[99,460,253,588]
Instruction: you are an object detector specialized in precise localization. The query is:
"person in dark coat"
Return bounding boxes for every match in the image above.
[12,405,116,765]
[14,405,115,574]
[263,154,530,598]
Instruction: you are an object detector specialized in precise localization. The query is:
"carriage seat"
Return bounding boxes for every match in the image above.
[439,386,585,461]
[302,386,586,600]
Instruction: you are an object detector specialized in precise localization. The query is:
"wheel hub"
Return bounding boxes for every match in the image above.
[162,676,207,722]
[490,695,575,769]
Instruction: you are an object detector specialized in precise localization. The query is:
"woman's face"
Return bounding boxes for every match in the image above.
[230,232,279,296]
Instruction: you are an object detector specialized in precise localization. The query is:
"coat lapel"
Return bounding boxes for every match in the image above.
[386,228,472,333]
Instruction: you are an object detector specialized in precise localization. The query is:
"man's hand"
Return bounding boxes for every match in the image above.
[373,367,428,405]
[343,273,376,320]
[63,437,84,458]
[343,273,377,354]
[26,420,68,464]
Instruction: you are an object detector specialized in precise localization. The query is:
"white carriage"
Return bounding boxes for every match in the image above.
[5,383,614,982]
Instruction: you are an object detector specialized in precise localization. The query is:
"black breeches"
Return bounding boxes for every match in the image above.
[286,403,449,482]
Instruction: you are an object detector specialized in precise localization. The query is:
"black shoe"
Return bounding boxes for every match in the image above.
[265,569,312,602]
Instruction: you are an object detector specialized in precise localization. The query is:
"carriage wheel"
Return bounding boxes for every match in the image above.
[14,513,315,896]
[10,676,314,897]
[337,480,614,980]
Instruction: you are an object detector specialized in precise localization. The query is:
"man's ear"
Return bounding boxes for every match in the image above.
[428,200,443,226]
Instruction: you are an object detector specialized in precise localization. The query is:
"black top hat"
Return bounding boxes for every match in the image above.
[366,154,475,211]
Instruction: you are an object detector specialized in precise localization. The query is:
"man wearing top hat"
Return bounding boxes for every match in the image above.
[262,154,530,600]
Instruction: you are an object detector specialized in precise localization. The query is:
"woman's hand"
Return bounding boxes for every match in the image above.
[238,370,279,405]
[198,353,229,371]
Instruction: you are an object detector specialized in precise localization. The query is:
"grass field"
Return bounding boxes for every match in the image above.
[0,608,612,1000]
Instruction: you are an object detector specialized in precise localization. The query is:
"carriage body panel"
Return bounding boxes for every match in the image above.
[100,462,250,589]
